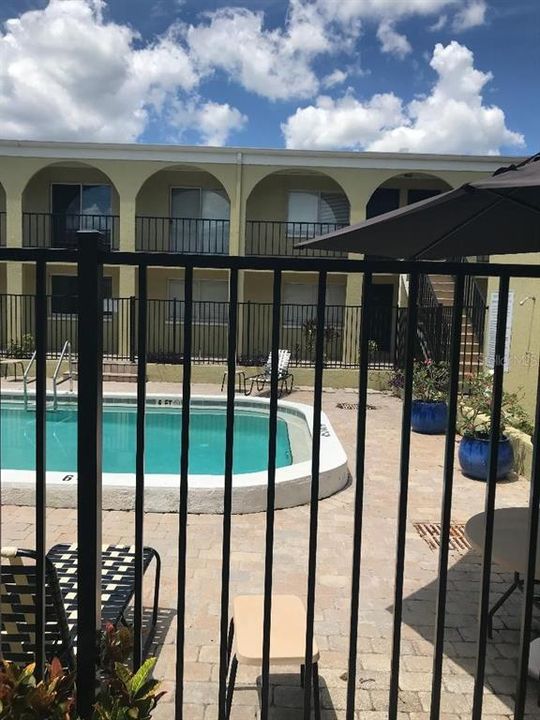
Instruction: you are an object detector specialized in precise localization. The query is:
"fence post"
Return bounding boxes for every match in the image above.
[129,296,136,362]
[76,230,104,719]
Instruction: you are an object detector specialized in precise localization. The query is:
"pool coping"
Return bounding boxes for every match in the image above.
[1,391,350,514]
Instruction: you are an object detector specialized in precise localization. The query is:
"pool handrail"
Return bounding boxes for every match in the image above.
[52,340,74,409]
[22,350,37,410]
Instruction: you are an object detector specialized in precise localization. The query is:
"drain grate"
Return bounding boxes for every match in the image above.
[414,522,471,553]
[336,402,377,410]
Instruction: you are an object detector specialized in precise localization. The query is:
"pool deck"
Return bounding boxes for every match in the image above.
[1,381,538,719]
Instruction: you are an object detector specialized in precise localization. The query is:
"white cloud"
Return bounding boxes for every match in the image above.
[282,92,406,150]
[452,0,487,31]
[282,41,525,155]
[429,15,448,31]
[322,69,348,88]
[185,6,332,101]
[376,20,412,58]
[170,100,247,146]
[0,0,200,141]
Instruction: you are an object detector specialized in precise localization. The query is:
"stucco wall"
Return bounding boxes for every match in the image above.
[487,253,540,417]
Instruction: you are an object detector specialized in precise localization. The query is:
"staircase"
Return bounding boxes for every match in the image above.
[418,273,486,375]
[65,359,138,383]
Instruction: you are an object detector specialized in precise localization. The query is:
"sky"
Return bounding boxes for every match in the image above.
[0,0,538,155]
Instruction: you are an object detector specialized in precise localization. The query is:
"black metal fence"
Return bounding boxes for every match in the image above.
[22,212,119,250]
[0,293,486,372]
[136,216,230,253]
[0,234,539,720]
[245,220,348,257]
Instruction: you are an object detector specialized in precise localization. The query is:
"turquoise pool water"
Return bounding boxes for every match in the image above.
[1,403,293,475]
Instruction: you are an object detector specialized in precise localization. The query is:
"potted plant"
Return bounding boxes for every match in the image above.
[457,371,524,481]
[411,359,449,434]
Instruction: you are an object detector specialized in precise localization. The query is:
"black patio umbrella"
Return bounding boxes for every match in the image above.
[297,153,540,259]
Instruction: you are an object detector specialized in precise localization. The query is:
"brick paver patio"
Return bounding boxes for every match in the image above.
[1,382,538,719]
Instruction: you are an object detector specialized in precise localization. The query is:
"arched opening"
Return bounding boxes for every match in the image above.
[245,169,350,257]
[243,170,351,365]
[135,165,231,253]
[22,162,120,249]
[366,172,452,220]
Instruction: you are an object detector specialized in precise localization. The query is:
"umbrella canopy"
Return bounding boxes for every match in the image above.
[297,154,540,259]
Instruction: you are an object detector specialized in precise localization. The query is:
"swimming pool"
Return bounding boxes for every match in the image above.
[2,402,293,475]
[1,394,349,514]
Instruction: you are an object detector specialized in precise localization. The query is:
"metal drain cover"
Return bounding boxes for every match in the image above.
[414,522,471,553]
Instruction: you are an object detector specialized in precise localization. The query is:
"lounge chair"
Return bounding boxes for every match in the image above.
[0,543,161,668]
[244,349,294,397]
[225,594,320,719]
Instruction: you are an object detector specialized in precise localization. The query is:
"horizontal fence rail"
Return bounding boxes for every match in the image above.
[1,234,539,720]
[136,216,230,253]
[22,213,119,250]
[0,294,486,374]
[245,220,348,257]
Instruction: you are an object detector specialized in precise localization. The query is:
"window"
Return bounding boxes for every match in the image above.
[287,191,349,235]
[170,188,230,252]
[282,282,346,326]
[51,184,113,247]
[50,275,113,315]
[168,278,229,323]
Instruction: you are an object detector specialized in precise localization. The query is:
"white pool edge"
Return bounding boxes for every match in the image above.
[1,392,350,514]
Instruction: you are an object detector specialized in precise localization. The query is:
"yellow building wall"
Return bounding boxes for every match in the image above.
[488,253,540,417]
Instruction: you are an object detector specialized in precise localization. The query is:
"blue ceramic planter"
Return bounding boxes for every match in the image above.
[458,436,514,481]
[411,400,448,435]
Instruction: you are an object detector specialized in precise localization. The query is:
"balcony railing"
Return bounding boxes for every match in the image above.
[0,211,5,246]
[245,220,349,257]
[23,212,119,249]
[136,216,230,253]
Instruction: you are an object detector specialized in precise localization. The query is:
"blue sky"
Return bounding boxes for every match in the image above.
[0,0,537,155]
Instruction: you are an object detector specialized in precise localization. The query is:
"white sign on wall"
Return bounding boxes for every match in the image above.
[486,290,514,371]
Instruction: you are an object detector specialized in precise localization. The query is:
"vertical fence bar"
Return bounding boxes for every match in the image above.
[218,269,239,720]
[260,270,282,720]
[175,265,193,719]
[303,271,327,718]
[514,356,540,718]
[345,271,372,719]
[34,259,47,678]
[472,274,510,720]
[76,230,104,718]
[133,266,147,669]
[388,271,419,720]
[429,274,465,719]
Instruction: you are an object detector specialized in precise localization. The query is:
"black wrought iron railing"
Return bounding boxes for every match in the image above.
[245,220,348,257]
[0,294,474,371]
[136,216,230,253]
[23,212,119,249]
[0,235,538,720]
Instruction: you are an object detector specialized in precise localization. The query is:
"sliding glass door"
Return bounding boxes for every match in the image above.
[51,184,112,247]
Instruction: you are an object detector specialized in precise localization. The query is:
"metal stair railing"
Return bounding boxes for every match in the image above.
[23,351,37,410]
[52,340,74,410]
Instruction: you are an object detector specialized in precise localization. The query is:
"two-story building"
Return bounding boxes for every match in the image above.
[0,140,516,383]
